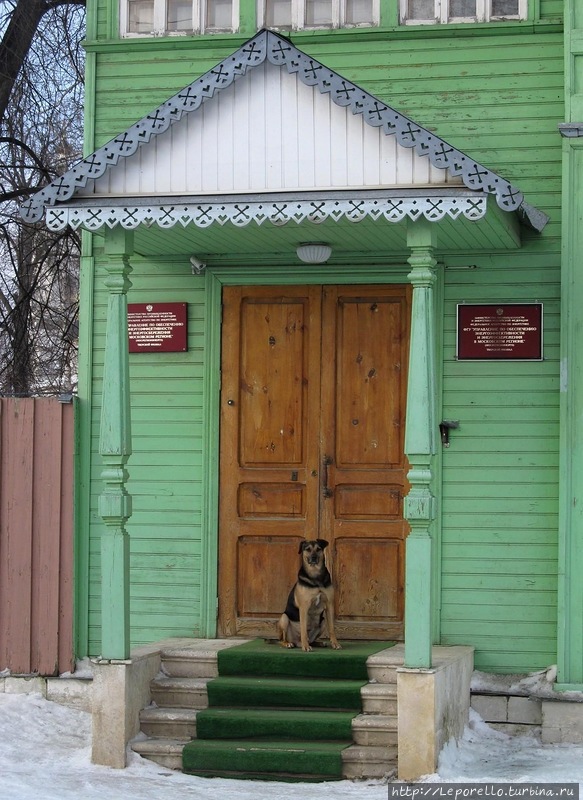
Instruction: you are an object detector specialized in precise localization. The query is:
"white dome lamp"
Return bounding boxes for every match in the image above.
[296,243,332,264]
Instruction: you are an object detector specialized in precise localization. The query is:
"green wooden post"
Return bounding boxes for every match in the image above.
[403,218,437,669]
[98,227,133,660]
[557,0,583,691]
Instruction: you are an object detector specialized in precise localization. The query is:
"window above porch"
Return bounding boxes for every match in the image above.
[400,0,526,24]
[119,0,528,35]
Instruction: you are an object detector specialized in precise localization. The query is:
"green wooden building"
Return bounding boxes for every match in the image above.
[21,0,583,779]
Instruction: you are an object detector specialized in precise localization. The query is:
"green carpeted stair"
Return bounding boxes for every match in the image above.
[206,675,364,710]
[196,708,356,740]
[182,639,393,782]
[182,738,349,781]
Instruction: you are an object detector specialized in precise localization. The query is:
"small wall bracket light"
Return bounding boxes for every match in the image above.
[439,420,460,448]
[190,255,206,274]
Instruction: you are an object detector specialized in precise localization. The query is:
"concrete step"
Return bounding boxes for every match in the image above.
[160,639,249,678]
[341,744,397,780]
[150,676,210,709]
[131,737,186,770]
[352,713,397,747]
[139,706,198,739]
[134,638,402,781]
[366,643,404,683]
[361,682,398,714]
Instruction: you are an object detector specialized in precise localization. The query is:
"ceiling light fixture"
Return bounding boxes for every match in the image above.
[296,243,332,264]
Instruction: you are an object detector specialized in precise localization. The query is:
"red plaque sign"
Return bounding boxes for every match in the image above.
[457,303,543,360]
[128,303,188,353]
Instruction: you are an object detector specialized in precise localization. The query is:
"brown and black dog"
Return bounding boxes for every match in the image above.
[277,539,341,652]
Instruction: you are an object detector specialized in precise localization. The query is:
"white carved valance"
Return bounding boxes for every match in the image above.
[45,195,487,231]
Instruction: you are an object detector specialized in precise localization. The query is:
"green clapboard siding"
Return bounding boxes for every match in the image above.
[87,257,207,654]
[539,0,563,19]
[440,248,560,673]
[82,9,563,670]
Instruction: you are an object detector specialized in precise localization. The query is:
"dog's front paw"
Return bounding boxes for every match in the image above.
[302,644,313,652]
[330,641,342,650]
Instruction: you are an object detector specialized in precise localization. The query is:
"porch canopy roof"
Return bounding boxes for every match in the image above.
[20,30,548,262]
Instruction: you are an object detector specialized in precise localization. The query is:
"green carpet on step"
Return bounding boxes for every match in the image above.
[195,707,357,740]
[217,638,394,680]
[182,738,349,781]
[206,675,366,710]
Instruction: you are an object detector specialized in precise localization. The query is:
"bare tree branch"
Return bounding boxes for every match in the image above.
[0,1,84,395]
[0,135,52,177]
[0,0,85,126]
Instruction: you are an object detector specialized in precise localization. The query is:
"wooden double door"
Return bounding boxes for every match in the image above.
[218,284,411,640]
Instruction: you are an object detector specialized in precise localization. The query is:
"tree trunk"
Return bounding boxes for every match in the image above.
[0,0,47,124]
[8,223,36,395]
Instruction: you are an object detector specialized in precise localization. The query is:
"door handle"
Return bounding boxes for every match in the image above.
[322,455,333,498]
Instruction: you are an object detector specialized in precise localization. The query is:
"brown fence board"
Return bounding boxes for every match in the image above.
[58,403,75,675]
[0,398,75,676]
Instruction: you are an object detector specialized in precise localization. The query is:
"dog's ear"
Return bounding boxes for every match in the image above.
[298,540,308,554]
[316,539,329,550]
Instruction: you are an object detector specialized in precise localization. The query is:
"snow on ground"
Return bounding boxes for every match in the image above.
[2,692,583,800]
[433,709,583,783]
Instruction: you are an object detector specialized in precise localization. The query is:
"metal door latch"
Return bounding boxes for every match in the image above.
[439,420,459,447]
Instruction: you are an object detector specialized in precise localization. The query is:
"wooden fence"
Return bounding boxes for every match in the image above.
[0,397,75,676]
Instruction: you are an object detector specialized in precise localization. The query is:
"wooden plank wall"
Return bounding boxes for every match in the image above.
[84,3,564,668]
[0,398,75,676]
[88,262,206,653]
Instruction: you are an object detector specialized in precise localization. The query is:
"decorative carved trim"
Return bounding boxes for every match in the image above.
[44,195,488,231]
[266,36,522,213]
[21,30,525,227]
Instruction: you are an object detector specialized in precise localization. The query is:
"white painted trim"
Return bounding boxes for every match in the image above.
[21,31,528,225]
[257,0,379,29]
[120,0,239,35]
[44,195,488,231]
[399,0,525,24]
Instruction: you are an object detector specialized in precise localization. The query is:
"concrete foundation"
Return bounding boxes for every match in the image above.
[397,645,474,780]
[0,673,93,712]
[91,642,164,768]
[542,697,583,744]
[92,637,247,768]
[471,692,542,737]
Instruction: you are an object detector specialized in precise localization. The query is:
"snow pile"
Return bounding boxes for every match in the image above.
[58,657,95,681]
[0,693,387,800]
[435,708,583,783]
[2,692,583,799]
[471,666,559,698]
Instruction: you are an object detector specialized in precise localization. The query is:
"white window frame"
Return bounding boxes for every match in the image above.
[120,0,239,36]
[399,0,527,24]
[257,0,380,30]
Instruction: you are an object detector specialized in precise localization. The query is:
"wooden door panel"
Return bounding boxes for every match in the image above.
[219,283,410,640]
[238,483,305,517]
[335,538,402,620]
[219,286,321,636]
[239,297,308,466]
[237,535,302,619]
[335,293,405,467]
[320,285,410,639]
[334,484,402,519]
